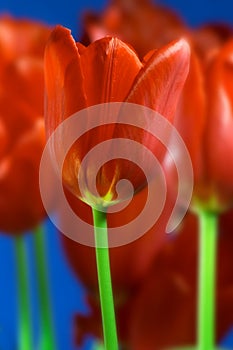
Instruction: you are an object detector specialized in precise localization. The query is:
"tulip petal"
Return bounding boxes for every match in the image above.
[126,38,190,122]
[44,26,87,135]
[174,51,206,183]
[79,36,142,104]
[205,40,233,200]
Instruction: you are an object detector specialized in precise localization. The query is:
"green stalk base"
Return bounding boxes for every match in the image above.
[92,208,118,350]
[15,235,33,350]
[33,226,56,350]
[197,211,218,350]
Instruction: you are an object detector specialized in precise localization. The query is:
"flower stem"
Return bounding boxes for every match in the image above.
[92,208,118,350]
[33,225,56,350]
[197,210,218,350]
[15,235,33,350]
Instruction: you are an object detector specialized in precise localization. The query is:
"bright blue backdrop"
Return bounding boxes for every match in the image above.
[0,1,232,350]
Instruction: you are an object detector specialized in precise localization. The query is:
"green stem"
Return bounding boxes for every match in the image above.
[33,225,56,350]
[15,235,33,350]
[197,211,218,350]
[92,208,118,350]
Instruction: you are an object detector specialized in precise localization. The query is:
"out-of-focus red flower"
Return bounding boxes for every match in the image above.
[81,0,188,58]
[127,210,233,349]
[0,16,51,76]
[0,18,51,233]
[44,25,190,207]
[172,39,233,212]
[73,210,233,349]
[192,23,233,64]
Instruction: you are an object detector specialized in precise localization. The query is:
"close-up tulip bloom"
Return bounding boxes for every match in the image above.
[44,25,190,208]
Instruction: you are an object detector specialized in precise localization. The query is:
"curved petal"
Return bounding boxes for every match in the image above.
[79,36,142,104]
[205,40,233,205]
[44,26,87,135]
[126,38,190,123]
[174,50,206,183]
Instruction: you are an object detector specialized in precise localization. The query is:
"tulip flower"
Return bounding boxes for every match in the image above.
[44,25,190,349]
[0,16,51,77]
[164,37,233,349]
[0,20,50,232]
[0,17,55,350]
[192,23,233,64]
[81,0,188,58]
[172,39,233,213]
[45,25,190,207]
[0,58,46,233]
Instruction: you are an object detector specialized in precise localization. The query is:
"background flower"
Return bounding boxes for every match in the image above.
[0,17,50,233]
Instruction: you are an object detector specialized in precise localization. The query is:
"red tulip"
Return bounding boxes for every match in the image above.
[127,210,233,349]
[81,0,188,58]
[44,25,190,207]
[171,39,233,211]
[192,23,233,64]
[0,16,51,76]
[0,18,51,233]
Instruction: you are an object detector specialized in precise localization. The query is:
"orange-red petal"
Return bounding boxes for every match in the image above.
[205,40,233,205]
[44,26,87,135]
[79,36,142,104]
[126,38,190,123]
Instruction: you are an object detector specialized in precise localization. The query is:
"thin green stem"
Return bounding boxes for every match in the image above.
[15,235,33,350]
[33,225,56,350]
[92,208,118,350]
[197,211,218,350]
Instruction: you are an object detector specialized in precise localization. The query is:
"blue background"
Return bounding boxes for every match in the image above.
[0,1,233,349]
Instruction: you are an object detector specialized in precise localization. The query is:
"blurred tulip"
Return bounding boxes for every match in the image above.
[0,17,51,233]
[0,17,56,350]
[81,0,188,58]
[44,25,190,208]
[192,23,233,64]
[127,210,233,350]
[0,16,51,76]
[171,39,233,212]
